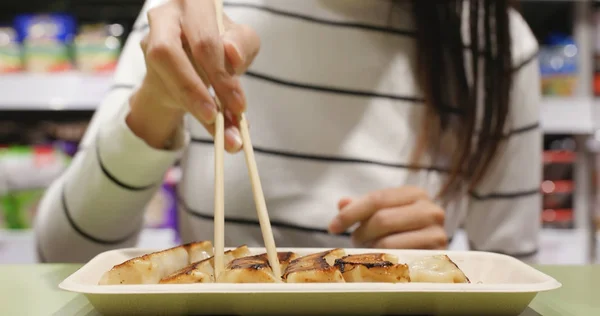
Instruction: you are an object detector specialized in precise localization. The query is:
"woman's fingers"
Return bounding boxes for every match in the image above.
[328,186,429,234]
[145,3,217,125]
[351,200,445,247]
[370,226,449,250]
[224,115,243,152]
[197,107,243,153]
[181,0,246,114]
[139,0,258,152]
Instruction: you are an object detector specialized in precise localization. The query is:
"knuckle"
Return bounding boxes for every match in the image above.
[146,41,173,63]
[368,191,386,209]
[431,227,448,248]
[146,7,160,21]
[336,212,351,226]
[429,205,445,224]
[372,211,393,231]
[194,35,221,56]
[178,81,203,103]
[213,68,233,86]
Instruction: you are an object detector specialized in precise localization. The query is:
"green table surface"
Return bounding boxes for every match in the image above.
[0,264,598,316]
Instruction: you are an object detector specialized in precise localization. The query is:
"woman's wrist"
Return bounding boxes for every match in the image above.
[126,83,185,150]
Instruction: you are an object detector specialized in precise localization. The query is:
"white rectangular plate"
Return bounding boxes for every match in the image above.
[59,247,561,316]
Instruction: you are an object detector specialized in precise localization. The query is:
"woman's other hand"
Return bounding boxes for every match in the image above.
[126,0,260,152]
[329,187,448,249]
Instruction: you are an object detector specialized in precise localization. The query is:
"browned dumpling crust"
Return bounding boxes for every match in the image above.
[99,242,471,285]
[282,248,346,283]
[217,251,299,283]
[334,253,410,283]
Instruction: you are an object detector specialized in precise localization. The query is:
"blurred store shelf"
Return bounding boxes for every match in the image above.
[0,228,177,264]
[0,73,598,136]
[541,97,595,135]
[0,72,113,111]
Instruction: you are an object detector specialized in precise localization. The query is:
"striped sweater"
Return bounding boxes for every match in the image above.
[34,0,542,262]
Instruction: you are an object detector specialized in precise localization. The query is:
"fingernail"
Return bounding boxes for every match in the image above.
[233,91,245,112]
[328,217,343,234]
[226,127,242,151]
[199,101,217,123]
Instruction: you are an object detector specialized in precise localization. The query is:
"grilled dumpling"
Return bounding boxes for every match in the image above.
[408,255,470,283]
[159,245,251,284]
[334,253,410,283]
[282,248,346,283]
[217,251,299,283]
[98,241,213,285]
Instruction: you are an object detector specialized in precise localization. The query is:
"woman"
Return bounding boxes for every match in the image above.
[34,0,541,263]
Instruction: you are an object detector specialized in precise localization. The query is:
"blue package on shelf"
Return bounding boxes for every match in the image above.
[12,13,77,72]
[539,33,578,96]
[13,13,76,43]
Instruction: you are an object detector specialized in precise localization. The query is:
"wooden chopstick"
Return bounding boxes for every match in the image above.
[237,115,282,279]
[212,0,227,282]
[212,0,282,280]
[212,97,225,279]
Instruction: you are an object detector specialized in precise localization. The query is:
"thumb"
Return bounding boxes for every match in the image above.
[223,24,261,75]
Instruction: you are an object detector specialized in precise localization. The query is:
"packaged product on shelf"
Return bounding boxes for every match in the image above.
[541,208,574,229]
[0,147,7,229]
[541,180,574,230]
[52,140,79,157]
[542,180,573,208]
[13,13,76,72]
[74,23,123,73]
[0,27,22,73]
[542,136,576,229]
[42,121,90,143]
[0,145,71,229]
[543,150,575,181]
[539,34,578,96]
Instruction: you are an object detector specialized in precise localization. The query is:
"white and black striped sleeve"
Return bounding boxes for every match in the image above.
[464,12,542,262]
[33,0,185,263]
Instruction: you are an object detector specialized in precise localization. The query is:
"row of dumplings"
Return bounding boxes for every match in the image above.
[99,241,470,285]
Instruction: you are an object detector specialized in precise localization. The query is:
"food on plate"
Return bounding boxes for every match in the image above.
[98,241,213,285]
[282,248,346,283]
[217,251,299,283]
[408,255,470,283]
[159,245,251,284]
[98,241,471,284]
[333,253,410,283]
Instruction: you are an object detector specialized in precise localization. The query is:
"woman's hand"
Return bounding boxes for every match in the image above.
[126,0,260,152]
[328,187,448,249]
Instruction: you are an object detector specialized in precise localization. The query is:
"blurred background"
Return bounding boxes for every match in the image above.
[0,0,599,264]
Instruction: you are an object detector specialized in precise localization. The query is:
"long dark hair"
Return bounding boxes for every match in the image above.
[410,0,515,201]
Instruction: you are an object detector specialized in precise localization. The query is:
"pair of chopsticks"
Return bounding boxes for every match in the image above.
[211,0,281,281]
